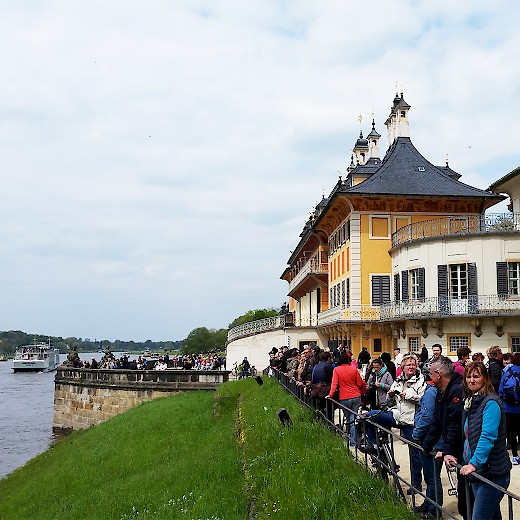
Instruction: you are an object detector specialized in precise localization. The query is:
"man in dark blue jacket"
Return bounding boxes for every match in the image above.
[422,357,468,520]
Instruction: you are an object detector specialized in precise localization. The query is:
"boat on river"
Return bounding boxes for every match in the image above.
[12,341,60,373]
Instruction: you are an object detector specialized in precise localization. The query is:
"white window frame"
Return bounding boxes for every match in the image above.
[508,262,520,296]
[448,335,470,354]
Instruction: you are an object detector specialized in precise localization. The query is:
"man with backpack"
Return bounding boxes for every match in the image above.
[499,352,520,465]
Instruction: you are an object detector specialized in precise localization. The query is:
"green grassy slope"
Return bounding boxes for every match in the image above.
[0,377,416,520]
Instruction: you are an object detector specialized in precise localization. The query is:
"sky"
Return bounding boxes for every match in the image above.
[1,1,520,342]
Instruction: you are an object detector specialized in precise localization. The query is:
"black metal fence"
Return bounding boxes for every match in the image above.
[270,368,520,520]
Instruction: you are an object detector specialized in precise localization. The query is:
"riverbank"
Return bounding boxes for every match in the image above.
[0,377,415,520]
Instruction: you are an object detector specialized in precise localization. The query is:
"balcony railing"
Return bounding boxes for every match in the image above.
[380,294,520,321]
[392,213,520,249]
[287,254,328,294]
[227,315,288,342]
[318,305,381,325]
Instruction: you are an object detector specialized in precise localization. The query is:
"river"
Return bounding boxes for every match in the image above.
[0,352,136,480]
[0,358,56,479]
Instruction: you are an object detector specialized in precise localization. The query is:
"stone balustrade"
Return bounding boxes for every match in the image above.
[53,367,230,434]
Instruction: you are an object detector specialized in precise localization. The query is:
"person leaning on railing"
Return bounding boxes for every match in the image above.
[458,361,511,520]
[422,356,467,520]
[360,354,426,494]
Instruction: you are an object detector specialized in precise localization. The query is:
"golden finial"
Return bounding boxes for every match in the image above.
[358,114,363,126]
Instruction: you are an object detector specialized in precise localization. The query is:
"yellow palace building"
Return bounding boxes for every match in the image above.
[226,93,520,370]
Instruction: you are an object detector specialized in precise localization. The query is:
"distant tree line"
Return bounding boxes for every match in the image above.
[0,331,181,355]
[0,304,287,356]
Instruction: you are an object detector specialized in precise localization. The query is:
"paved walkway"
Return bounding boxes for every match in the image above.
[350,436,519,519]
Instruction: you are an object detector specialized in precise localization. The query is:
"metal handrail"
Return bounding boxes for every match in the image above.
[270,368,520,519]
[227,315,287,342]
[392,213,520,249]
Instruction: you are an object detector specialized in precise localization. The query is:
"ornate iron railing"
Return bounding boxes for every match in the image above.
[287,253,328,294]
[271,368,520,519]
[392,213,520,248]
[318,305,381,325]
[380,294,520,320]
[227,315,287,342]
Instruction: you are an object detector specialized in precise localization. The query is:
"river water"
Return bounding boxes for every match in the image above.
[0,352,138,479]
[0,359,56,479]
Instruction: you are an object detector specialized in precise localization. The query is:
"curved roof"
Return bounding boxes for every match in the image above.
[342,137,503,200]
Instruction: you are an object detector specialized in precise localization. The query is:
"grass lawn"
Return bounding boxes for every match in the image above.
[0,377,416,520]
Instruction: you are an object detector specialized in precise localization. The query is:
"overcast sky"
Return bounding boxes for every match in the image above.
[1,1,519,342]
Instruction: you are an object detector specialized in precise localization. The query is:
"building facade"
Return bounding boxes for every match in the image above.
[227,93,520,369]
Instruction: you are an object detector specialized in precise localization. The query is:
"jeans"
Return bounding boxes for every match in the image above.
[366,411,422,488]
[471,473,510,520]
[339,397,361,445]
[420,452,443,514]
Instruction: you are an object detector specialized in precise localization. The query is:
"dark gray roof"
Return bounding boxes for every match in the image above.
[341,137,503,199]
[346,158,381,182]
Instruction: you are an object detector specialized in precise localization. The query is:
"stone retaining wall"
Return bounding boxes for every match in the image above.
[53,367,230,434]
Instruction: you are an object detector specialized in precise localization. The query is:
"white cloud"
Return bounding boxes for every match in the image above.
[0,1,519,340]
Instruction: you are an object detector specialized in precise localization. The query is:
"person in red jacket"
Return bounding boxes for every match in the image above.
[327,354,366,445]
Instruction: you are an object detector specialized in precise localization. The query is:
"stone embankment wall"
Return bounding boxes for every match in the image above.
[53,367,230,434]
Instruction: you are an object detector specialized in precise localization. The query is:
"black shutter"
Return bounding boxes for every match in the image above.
[372,276,381,305]
[497,262,508,297]
[418,267,425,301]
[341,280,345,307]
[402,270,409,301]
[382,276,391,304]
[346,278,350,306]
[468,263,478,314]
[394,273,401,302]
[438,265,448,314]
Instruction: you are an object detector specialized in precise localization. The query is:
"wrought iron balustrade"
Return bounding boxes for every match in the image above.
[227,315,287,342]
[288,255,328,293]
[318,305,381,325]
[379,294,520,321]
[392,213,520,248]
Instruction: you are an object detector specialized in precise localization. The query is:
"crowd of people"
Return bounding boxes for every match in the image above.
[269,342,519,520]
[80,352,226,371]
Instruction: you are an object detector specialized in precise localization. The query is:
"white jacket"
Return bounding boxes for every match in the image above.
[389,370,427,426]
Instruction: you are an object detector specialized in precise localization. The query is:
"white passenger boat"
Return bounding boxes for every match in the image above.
[12,341,60,373]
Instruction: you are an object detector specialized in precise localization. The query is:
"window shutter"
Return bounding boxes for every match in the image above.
[394,273,401,302]
[497,262,508,297]
[468,263,478,313]
[401,270,409,301]
[373,275,390,305]
[438,265,448,314]
[341,280,345,307]
[382,276,390,304]
[468,263,478,296]
[372,276,381,305]
[418,267,425,301]
[346,278,350,306]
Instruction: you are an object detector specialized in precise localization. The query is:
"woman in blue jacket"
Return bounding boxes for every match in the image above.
[458,361,511,520]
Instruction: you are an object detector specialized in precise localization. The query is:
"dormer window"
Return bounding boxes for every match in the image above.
[400,110,406,118]
[418,167,425,172]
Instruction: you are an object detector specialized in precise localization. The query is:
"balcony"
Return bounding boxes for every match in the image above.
[318,305,381,326]
[379,294,520,321]
[392,213,520,249]
[227,315,288,342]
[287,254,328,299]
